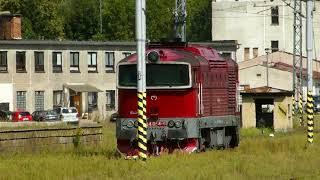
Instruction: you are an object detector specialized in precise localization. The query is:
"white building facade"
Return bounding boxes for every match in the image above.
[212,0,320,62]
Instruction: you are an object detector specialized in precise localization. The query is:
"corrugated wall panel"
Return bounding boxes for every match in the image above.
[228,67,237,114]
[201,59,238,116]
[202,88,211,116]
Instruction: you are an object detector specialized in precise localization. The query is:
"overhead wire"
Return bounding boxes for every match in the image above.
[213,0,305,19]
[213,0,320,55]
[212,2,320,26]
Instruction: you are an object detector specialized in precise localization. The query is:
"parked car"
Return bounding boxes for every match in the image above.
[12,111,33,122]
[54,107,79,124]
[314,96,320,113]
[110,112,118,122]
[0,110,10,121]
[32,110,59,122]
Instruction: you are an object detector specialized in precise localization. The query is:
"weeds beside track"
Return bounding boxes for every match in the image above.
[0,118,319,179]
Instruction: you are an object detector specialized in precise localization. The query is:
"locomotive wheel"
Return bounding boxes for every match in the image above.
[225,126,239,148]
[200,127,239,150]
[200,128,211,151]
[224,135,232,149]
[197,138,206,152]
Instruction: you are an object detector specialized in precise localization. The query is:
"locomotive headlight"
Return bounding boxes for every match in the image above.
[168,120,175,128]
[127,120,134,128]
[175,120,182,128]
[147,51,159,63]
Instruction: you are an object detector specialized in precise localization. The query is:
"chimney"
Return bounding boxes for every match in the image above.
[0,11,22,40]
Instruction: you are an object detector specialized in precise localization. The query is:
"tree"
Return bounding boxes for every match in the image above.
[0,0,65,40]
[100,0,135,41]
[186,0,212,41]
[63,0,100,40]
[0,0,21,14]
[25,0,65,39]
[0,0,212,41]
[146,0,175,41]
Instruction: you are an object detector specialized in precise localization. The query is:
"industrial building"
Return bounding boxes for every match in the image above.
[238,51,320,130]
[212,0,320,62]
[0,40,136,118]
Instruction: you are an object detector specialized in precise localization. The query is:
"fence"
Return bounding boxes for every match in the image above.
[0,125,102,152]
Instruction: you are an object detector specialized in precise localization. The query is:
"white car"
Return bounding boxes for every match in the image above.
[54,107,79,124]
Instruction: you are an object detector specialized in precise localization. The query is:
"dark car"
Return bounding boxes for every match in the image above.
[32,110,59,121]
[110,112,118,122]
[314,96,320,113]
[0,110,10,121]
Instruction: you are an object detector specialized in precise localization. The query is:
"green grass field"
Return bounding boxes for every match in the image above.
[0,117,319,180]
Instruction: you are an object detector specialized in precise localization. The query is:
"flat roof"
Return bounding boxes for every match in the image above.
[0,40,239,51]
[0,40,135,46]
[240,86,293,96]
[0,40,136,50]
[0,40,238,47]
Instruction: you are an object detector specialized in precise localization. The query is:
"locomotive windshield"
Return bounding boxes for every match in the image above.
[118,63,190,88]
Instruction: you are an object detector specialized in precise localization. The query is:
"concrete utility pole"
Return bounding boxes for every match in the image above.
[174,0,187,41]
[306,0,314,144]
[135,0,147,160]
[265,48,270,87]
[292,0,303,125]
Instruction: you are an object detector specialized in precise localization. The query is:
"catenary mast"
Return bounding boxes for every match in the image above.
[293,0,304,125]
[174,0,187,41]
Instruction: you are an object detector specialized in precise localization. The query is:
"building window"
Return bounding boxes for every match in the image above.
[35,91,44,111]
[88,92,98,112]
[88,52,97,72]
[244,48,250,61]
[0,51,7,72]
[271,41,279,52]
[53,52,62,73]
[271,6,279,25]
[123,52,131,58]
[16,91,26,111]
[106,90,115,110]
[70,52,80,73]
[35,51,44,72]
[53,90,63,108]
[253,48,258,58]
[105,52,115,72]
[16,51,26,73]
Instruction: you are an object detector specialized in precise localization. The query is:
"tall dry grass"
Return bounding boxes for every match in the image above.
[0,117,319,179]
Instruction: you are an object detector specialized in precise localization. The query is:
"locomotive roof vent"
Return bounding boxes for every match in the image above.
[147,38,188,48]
[147,50,160,63]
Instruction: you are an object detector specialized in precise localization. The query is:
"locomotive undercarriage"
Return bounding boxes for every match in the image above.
[199,126,239,151]
[116,116,240,157]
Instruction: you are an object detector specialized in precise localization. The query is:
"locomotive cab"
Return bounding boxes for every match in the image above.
[116,42,240,157]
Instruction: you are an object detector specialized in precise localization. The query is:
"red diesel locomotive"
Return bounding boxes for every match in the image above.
[116,42,240,156]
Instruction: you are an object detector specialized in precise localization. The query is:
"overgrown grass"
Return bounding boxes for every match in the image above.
[0,119,319,179]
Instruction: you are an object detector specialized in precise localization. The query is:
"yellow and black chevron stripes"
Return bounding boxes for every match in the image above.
[299,92,303,126]
[137,92,147,160]
[306,91,314,144]
[292,96,295,116]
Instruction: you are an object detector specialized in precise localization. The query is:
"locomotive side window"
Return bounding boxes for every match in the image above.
[118,64,190,88]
